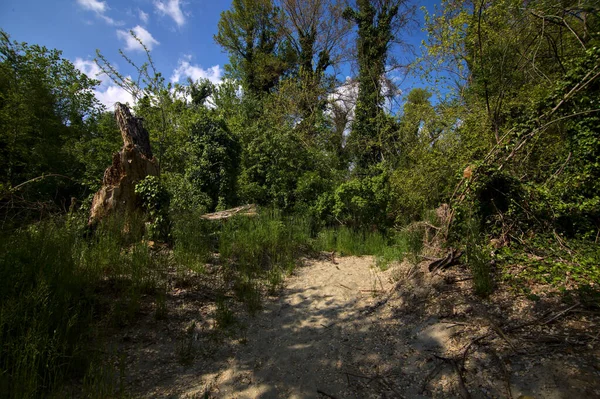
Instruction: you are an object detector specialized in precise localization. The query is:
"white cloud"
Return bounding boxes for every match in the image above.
[171,56,222,85]
[74,58,106,83]
[139,9,149,24]
[329,77,358,119]
[94,85,136,109]
[154,0,185,27]
[76,0,106,13]
[76,0,122,25]
[74,57,135,110]
[117,26,160,52]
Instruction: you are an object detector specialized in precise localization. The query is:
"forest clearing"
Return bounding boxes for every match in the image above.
[1,0,599,397]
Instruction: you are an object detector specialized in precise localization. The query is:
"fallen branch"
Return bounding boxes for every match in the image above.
[201,204,258,220]
[541,303,579,325]
[7,174,75,194]
[428,248,463,273]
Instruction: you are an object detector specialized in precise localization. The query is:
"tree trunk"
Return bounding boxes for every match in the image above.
[88,103,158,226]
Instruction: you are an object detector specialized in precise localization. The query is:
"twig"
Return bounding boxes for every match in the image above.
[489,321,520,354]
[452,358,471,399]
[440,320,471,326]
[343,371,376,382]
[375,271,385,291]
[488,347,513,399]
[420,362,444,394]
[377,377,405,398]
[423,222,442,230]
[339,284,353,291]
[8,174,75,193]
[433,355,471,399]
[542,303,579,325]
[448,277,474,283]
[317,389,339,399]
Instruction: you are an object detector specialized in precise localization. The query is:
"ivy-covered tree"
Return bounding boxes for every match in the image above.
[343,0,413,170]
[278,0,351,137]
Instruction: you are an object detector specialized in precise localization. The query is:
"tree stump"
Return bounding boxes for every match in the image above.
[88,103,158,226]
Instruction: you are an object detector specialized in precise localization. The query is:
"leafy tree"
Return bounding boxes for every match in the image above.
[343,0,414,169]
[278,0,351,136]
[215,0,294,96]
[185,109,241,212]
[72,111,122,192]
[0,31,102,213]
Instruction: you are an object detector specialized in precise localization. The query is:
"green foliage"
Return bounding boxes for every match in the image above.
[73,111,122,192]
[135,176,171,241]
[215,0,292,95]
[219,210,310,275]
[316,226,387,256]
[531,46,600,236]
[463,211,494,297]
[343,0,399,168]
[314,225,422,269]
[332,167,392,228]
[237,120,310,209]
[0,31,103,219]
[497,235,600,288]
[1,1,600,394]
[171,211,214,272]
[176,322,198,366]
[186,109,240,211]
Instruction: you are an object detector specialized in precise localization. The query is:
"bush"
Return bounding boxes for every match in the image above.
[332,167,392,228]
[135,176,171,242]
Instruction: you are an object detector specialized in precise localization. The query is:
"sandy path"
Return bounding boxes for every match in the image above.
[204,256,394,398]
[119,255,600,399]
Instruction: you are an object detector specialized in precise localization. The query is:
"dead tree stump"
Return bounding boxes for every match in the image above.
[88,103,158,226]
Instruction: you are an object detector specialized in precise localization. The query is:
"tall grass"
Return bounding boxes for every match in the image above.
[171,210,214,273]
[218,210,312,309]
[463,213,494,297]
[316,226,423,269]
[0,212,163,398]
[315,226,387,256]
[0,206,433,397]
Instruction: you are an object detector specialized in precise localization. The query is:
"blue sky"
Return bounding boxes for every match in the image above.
[0,0,441,110]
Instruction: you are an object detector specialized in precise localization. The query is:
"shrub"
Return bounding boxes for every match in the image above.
[135,176,171,242]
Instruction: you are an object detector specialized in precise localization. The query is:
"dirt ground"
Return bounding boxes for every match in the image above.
[112,255,600,398]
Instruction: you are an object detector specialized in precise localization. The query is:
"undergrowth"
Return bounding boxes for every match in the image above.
[0,212,164,398]
[7,204,569,397]
[314,225,426,270]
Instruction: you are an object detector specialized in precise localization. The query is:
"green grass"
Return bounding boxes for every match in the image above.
[315,226,387,256]
[171,210,214,272]
[467,243,493,297]
[0,212,166,398]
[218,210,312,309]
[315,226,425,270]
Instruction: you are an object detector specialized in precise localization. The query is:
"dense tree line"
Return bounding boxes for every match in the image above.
[1,0,599,251]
